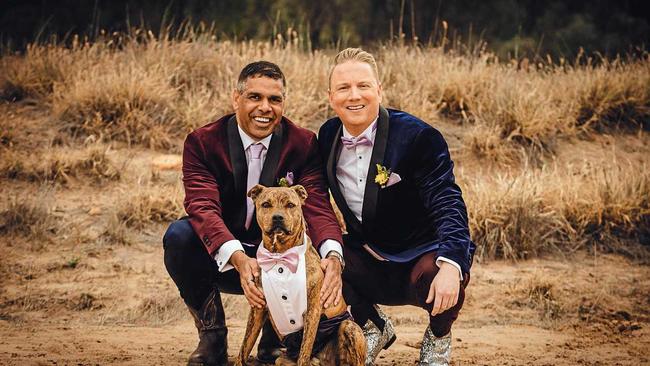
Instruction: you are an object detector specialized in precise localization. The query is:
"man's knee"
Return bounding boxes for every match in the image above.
[163,219,196,251]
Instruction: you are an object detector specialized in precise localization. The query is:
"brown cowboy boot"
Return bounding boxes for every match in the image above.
[187,289,228,366]
[256,318,283,364]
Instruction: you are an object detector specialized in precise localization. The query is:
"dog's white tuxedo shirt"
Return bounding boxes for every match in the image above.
[258,237,308,336]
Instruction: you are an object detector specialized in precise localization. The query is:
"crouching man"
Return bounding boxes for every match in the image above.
[163,61,344,365]
[318,48,475,365]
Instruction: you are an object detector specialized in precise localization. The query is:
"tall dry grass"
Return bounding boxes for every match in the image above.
[380,46,649,162]
[1,28,648,260]
[465,160,650,260]
[2,29,647,153]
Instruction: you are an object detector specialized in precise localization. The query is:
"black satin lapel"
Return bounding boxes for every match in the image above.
[327,123,363,236]
[362,106,390,229]
[259,122,284,187]
[227,116,248,229]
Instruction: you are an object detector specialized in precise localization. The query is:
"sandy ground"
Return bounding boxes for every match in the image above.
[1,240,649,365]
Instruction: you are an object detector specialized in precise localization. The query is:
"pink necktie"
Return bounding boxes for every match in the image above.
[245,143,265,229]
[257,245,301,273]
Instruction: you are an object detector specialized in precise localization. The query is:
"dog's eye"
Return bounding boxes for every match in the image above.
[261,201,272,208]
[286,202,296,208]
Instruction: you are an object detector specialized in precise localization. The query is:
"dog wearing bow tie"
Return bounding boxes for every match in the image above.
[235,184,365,366]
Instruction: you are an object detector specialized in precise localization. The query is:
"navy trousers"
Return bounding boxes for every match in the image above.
[162,218,255,311]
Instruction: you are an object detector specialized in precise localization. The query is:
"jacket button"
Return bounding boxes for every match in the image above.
[281,295,287,300]
[289,319,295,324]
[278,267,284,274]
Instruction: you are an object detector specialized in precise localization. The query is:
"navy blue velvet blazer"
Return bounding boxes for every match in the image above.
[318,107,475,275]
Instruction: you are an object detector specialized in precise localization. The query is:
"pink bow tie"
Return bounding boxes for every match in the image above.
[257,245,301,273]
[341,135,373,149]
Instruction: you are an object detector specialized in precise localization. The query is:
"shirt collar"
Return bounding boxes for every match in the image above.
[237,124,273,151]
[342,117,378,141]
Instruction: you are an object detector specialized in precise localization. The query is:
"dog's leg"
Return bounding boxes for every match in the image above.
[336,319,366,366]
[297,279,322,365]
[236,307,268,366]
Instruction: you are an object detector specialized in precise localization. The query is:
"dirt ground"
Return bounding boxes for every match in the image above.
[1,104,649,365]
[1,240,649,365]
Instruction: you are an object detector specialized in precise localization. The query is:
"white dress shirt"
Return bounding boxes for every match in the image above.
[259,234,308,336]
[336,120,463,279]
[214,125,343,272]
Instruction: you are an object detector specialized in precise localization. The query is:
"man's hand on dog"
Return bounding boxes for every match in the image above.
[319,257,343,308]
[426,262,461,316]
[230,251,266,308]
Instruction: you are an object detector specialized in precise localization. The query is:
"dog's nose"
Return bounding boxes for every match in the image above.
[272,214,284,223]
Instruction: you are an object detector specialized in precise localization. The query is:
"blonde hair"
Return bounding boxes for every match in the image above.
[328,48,380,88]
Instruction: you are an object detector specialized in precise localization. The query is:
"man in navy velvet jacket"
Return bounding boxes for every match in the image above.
[318,48,475,365]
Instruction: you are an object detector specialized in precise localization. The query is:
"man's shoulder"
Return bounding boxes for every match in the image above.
[318,117,342,141]
[187,114,232,141]
[387,108,439,138]
[387,109,449,152]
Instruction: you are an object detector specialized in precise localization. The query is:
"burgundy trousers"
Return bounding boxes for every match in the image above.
[342,245,470,337]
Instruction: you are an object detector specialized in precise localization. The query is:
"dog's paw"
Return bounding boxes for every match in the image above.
[273,355,297,366]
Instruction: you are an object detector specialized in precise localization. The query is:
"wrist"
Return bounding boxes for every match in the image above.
[229,250,247,270]
[439,261,461,280]
[326,250,345,270]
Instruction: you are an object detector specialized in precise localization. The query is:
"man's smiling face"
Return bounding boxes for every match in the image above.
[328,60,382,136]
[232,75,285,140]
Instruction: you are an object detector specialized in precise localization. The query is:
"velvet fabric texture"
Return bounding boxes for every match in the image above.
[318,107,475,275]
[182,114,342,256]
[283,312,354,359]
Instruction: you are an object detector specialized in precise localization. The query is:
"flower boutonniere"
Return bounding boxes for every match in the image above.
[278,171,294,187]
[374,164,390,187]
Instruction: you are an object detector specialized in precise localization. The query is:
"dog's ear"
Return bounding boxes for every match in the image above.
[291,185,308,203]
[248,184,265,202]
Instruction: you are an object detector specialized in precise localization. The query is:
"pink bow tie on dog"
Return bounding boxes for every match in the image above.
[256,245,301,273]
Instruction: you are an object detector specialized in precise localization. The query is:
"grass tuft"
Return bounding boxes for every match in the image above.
[116,183,185,229]
[0,192,58,241]
[0,145,120,184]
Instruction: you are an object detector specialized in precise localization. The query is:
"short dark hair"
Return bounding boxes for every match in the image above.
[236,61,286,94]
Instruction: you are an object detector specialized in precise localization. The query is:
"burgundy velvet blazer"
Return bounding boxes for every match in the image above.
[182,114,342,256]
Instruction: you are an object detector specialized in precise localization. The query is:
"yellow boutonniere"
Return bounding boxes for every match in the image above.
[278,171,294,187]
[374,164,390,187]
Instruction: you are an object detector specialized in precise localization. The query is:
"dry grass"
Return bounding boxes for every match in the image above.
[0,192,58,242]
[571,61,650,132]
[0,145,121,184]
[2,29,647,154]
[465,160,650,260]
[1,28,648,261]
[101,214,132,246]
[115,183,184,229]
[114,293,187,326]
[508,275,565,323]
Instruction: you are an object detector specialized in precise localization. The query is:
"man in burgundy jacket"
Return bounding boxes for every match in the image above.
[163,61,344,366]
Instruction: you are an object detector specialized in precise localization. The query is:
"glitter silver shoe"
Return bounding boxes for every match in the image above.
[418,327,451,366]
[363,306,396,366]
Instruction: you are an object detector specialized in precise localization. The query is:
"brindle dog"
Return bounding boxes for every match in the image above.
[235,185,365,366]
